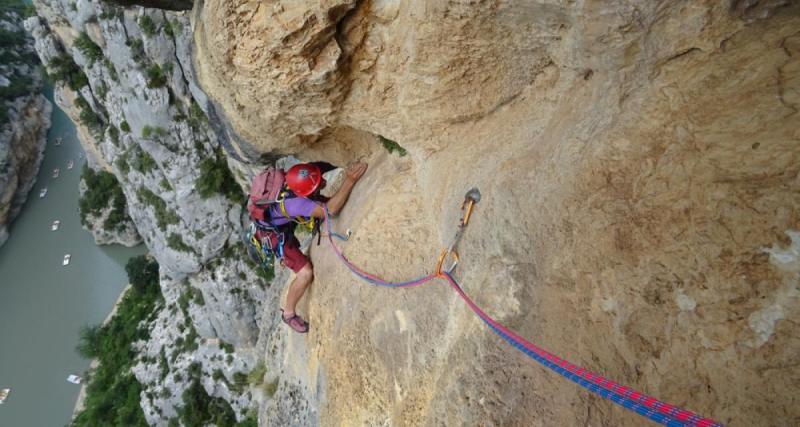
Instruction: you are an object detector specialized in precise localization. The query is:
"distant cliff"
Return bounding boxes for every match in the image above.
[27,0,268,424]
[0,0,51,247]
[27,0,800,426]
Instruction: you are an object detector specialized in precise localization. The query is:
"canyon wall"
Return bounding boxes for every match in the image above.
[0,4,52,247]
[195,1,800,426]
[27,0,800,426]
[27,1,272,423]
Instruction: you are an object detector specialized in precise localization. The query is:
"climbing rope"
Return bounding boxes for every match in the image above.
[322,210,436,288]
[321,194,723,427]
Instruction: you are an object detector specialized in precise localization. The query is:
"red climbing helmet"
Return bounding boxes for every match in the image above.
[285,163,322,197]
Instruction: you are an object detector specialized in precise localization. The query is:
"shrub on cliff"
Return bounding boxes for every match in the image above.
[47,54,88,90]
[0,0,40,126]
[0,27,25,49]
[132,149,157,174]
[167,233,192,253]
[136,187,180,230]
[196,149,242,202]
[0,0,36,17]
[79,164,130,231]
[125,255,159,294]
[74,96,104,136]
[146,63,167,88]
[177,363,240,427]
[138,14,156,37]
[141,124,167,139]
[75,31,103,65]
[378,135,407,157]
[0,73,34,126]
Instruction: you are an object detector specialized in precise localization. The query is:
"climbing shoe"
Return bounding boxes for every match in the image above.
[280,309,309,333]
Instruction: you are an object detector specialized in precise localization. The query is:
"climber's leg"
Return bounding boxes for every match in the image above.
[281,236,312,332]
[284,262,313,317]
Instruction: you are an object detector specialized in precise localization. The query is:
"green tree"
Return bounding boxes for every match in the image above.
[125,255,159,294]
[76,324,103,358]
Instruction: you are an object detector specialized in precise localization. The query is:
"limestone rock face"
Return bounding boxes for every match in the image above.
[0,7,52,247]
[194,1,800,426]
[27,1,273,423]
[193,0,357,158]
[27,0,242,278]
[26,0,800,426]
[0,95,51,247]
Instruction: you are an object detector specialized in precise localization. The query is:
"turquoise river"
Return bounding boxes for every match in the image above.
[0,86,144,426]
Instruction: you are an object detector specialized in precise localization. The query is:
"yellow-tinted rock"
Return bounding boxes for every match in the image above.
[195,1,800,425]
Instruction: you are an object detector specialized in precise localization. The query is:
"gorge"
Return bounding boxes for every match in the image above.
[7,0,800,426]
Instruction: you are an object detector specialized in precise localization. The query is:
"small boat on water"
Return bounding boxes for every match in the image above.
[63,254,71,266]
[0,388,10,404]
[39,188,47,198]
[67,375,82,385]
[54,137,62,146]
[52,168,60,178]
[51,220,60,231]
[67,159,74,170]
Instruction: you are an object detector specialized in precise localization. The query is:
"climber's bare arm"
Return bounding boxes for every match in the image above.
[310,162,368,218]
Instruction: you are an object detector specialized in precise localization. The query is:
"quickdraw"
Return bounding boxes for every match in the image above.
[436,187,481,275]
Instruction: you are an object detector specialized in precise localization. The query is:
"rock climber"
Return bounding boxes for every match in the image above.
[249,161,368,333]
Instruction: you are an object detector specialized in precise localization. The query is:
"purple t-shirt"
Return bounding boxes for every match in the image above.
[267,197,320,226]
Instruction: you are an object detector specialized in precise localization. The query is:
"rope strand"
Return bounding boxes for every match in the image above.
[321,205,723,427]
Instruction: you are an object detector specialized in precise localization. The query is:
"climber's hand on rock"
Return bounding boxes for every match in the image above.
[346,161,368,182]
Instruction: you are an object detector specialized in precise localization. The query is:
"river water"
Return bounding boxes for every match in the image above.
[0,86,144,426]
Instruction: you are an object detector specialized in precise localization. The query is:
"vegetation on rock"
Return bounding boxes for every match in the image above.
[136,187,180,230]
[196,149,241,202]
[74,95,104,136]
[0,0,35,17]
[78,164,130,232]
[75,32,103,65]
[146,63,167,88]
[72,255,162,427]
[167,232,192,252]
[47,54,88,90]
[138,15,156,37]
[132,149,157,174]
[141,124,167,139]
[377,135,407,157]
[0,0,40,125]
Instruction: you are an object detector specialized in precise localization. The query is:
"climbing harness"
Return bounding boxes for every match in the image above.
[245,166,323,271]
[322,190,722,427]
[277,190,316,233]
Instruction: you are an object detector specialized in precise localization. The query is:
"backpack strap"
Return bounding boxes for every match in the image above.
[277,189,316,231]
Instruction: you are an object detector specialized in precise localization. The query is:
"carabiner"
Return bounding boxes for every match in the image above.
[460,188,481,226]
[436,248,460,276]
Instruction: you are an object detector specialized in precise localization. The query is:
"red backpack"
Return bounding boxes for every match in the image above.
[247,168,285,222]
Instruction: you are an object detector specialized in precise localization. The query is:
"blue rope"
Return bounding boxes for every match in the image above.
[485,321,686,426]
[444,272,689,426]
